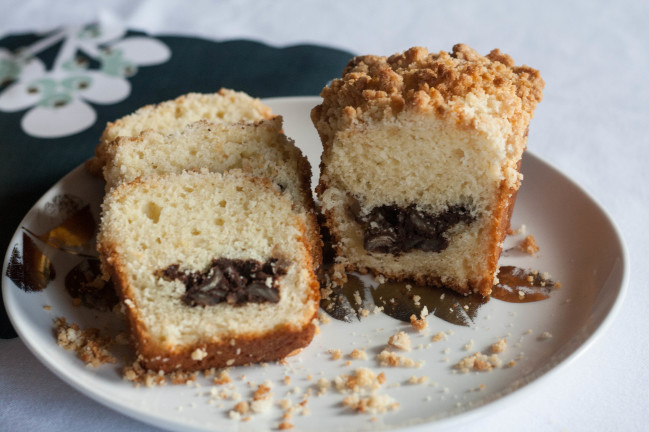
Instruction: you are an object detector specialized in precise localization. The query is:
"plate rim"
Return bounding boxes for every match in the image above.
[2,95,630,432]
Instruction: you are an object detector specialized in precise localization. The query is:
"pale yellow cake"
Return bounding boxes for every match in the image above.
[102,116,321,269]
[97,171,319,372]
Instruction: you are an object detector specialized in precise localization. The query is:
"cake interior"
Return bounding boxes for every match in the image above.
[319,111,517,293]
[100,173,317,351]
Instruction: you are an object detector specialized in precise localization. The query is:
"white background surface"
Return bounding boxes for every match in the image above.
[1,1,647,431]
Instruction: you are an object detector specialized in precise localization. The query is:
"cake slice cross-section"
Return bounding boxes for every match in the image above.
[97,171,319,372]
[311,44,544,296]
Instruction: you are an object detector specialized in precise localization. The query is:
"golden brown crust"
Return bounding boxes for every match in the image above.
[142,324,317,373]
[482,159,522,295]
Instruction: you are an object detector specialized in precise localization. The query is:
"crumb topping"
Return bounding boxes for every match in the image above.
[313,44,544,138]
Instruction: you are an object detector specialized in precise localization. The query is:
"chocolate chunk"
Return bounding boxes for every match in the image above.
[157,258,286,307]
[347,195,476,254]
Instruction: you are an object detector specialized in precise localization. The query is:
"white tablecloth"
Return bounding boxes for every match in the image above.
[1,1,647,431]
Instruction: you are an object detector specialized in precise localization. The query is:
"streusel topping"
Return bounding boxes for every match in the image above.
[313,44,544,136]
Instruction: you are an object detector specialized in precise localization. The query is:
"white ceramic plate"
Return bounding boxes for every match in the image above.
[2,96,628,432]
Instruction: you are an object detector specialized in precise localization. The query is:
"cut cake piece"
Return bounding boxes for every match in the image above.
[312,44,544,296]
[86,89,274,176]
[97,170,319,372]
[102,116,321,269]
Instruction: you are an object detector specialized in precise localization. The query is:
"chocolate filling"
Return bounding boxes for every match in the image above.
[158,258,287,307]
[346,195,476,254]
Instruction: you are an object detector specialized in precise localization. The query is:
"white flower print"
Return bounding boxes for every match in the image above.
[0,20,170,138]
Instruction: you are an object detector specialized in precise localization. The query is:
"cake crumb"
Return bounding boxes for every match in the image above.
[407,375,429,385]
[410,315,427,332]
[334,368,385,393]
[455,352,502,373]
[318,312,331,324]
[342,394,400,414]
[169,370,198,385]
[54,317,116,367]
[250,384,274,413]
[316,377,331,395]
[43,305,51,311]
[432,332,446,342]
[329,349,343,360]
[122,361,167,387]
[539,331,553,340]
[350,349,368,360]
[464,339,474,351]
[377,350,422,368]
[491,338,507,354]
[388,331,411,351]
[330,263,348,287]
[278,421,294,430]
[233,401,250,415]
[510,224,527,235]
[519,235,540,254]
[213,370,232,385]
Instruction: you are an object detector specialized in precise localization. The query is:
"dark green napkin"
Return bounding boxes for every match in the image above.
[0,27,353,338]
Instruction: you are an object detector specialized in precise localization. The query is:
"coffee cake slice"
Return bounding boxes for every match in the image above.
[97,171,319,372]
[312,44,544,296]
